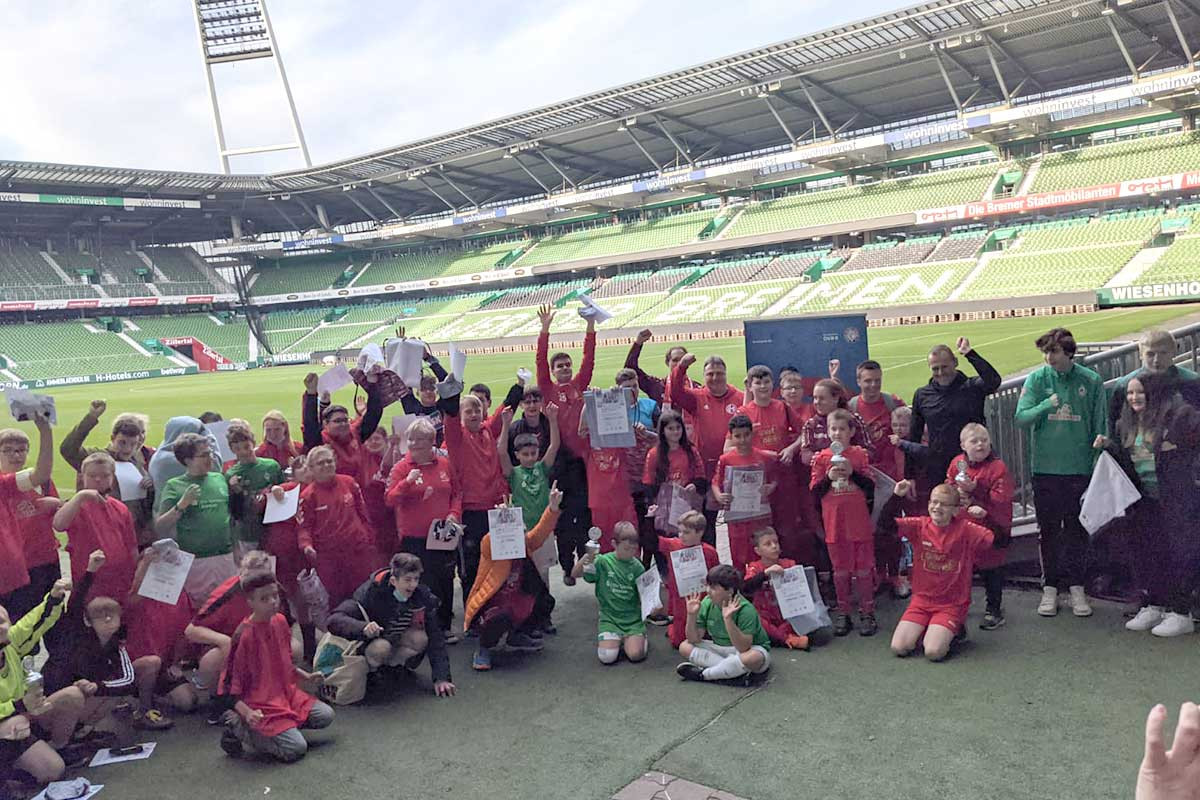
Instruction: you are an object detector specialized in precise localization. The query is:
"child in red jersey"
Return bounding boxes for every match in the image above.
[297,446,380,607]
[577,412,636,553]
[743,527,811,650]
[810,409,876,637]
[52,452,139,606]
[657,511,720,648]
[258,409,302,467]
[0,427,62,622]
[947,423,1013,631]
[265,456,318,661]
[220,572,333,762]
[712,414,776,573]
[642,410,707,535]
[733,365,797,456]
[888,481,995,661]
[535,304,596,460]
[799,379,872,464]
[776,370,820,566]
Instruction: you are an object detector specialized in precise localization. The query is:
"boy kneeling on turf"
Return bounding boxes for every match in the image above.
[888,481,994,662]
[574,522,647,665]
[676,565,771,684]
[220,572,333,762]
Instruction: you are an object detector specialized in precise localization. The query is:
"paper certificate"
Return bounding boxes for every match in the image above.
[449,343,467,380]
[487,507,527,561]
[426,519,462,552]
[726,466,768,521]
[263,486,300,524]
[670,545,708,597]
[114,460,146,501]
[137,545,195,606]
[654,483,700,533]
[637,567,662,620]
[594,388,630,437]
[772,566,816,618]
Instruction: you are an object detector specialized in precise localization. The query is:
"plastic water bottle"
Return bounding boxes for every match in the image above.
[900,538,913,572]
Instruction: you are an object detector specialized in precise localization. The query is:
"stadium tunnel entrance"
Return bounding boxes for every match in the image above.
[148,336,230,372]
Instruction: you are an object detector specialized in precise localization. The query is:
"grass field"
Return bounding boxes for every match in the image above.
[9,303,1196,492]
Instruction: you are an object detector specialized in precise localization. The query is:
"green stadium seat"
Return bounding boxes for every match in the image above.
[1134,235,1200,285]
[517,209,715,268]
[1032,132,1200,193]
[0,322,178,379]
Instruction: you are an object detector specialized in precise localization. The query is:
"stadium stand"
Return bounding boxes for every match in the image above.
[357,240,525,285]
[49,249,103,277]
[1133,235,1200,284]
[926,232,986,261]
[96,251,153,285]
[280,322,385,354]
[752,251,827,281]
[588,267,695,299]
[840,236,940,271]
[768,260,976,315]
[516,209,715,268]
[953,216,1159,301]
[723,163,1001,239]
[688,256,772,287]
[634,278,804,325]
[156,281,219,296]
[105,283,156,298]
[485,279,591,311]
[0,322,177,380]
[128,314,254,362]
[1030,132,1200,193]
[142,247,212,283]
[249,254,356,295]
[0,243,61,287]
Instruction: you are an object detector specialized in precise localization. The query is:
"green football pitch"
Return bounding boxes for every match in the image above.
[11,303,1195,492]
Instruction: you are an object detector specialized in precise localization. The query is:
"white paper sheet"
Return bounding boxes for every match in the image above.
[137,543,194,606]
[594,388,631,436]
[577,294,614,323]
[869,467,897,526]
[203,420,236,465]
[262,486,300,524]
[5,388,56,425]
[114,460,146,501]
[32,783,104,800]
[1079,450,1141,534]
[728,467,766,516]
[390,414,417,453]
[388,339,426,387]
[670,545,709,598]
[88,742,156,767]
[637,567,662,620]
[772,565,816,618]
[487,507,527,560]
[448,343,467,380]
[425,518,462,552]
[317,363,353,395]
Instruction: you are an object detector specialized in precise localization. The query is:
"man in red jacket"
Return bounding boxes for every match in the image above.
[535,304,596,578]
[669,353,744,543]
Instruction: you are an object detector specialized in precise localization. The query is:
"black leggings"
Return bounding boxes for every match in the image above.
[400,538,455,631]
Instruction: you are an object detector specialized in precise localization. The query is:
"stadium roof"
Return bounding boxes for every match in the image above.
[1,0,1196,244]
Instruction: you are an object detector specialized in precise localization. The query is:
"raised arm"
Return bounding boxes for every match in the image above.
[61,400,105,471]
[357,385,384,443]
[301,373,323,451]
[960,338,1001,394]
[29,413,54,487]
[576,318,596,391]
[536,304,554,394]
[541,403,561,467]
[668,354,700,415]
[498,408,514,477]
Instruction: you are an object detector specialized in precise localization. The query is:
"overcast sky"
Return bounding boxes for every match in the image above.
[1,0,900,176]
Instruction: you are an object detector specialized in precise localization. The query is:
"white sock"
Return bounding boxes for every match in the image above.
[686,647,723,668]
[702,653,748,681]
[597,647,618,664]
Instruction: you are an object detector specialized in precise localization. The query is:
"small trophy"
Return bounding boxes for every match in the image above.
[955,459,970,485]
[830,441,848,491]
[584,526,603,575]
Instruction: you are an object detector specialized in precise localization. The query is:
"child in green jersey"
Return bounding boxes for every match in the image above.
[574,522,647,664]
[677,564,771,684]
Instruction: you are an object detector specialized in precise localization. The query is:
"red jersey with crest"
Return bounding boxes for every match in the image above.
[852,394,906,480]
[669,365,744,478]
[896,515,993,611]
[386,454,462,540]
[537,329,595,458]
[15,479,59,567]
[443,412,504,511]
[745,557,798,643]
[738,399,796,454]
[809,445,873,543]
[945,453,1012,570]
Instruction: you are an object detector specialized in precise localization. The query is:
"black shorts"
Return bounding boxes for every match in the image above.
[0,730,41,774]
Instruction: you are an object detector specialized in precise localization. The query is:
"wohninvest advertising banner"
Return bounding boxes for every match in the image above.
[0,366,198,391]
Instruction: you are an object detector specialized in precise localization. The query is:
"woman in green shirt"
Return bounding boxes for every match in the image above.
[154,433,238,605]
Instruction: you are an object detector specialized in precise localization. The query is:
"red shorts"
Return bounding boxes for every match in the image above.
[900,601,966,634]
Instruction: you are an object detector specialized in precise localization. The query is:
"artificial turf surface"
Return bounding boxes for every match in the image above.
[10,303,1195,493]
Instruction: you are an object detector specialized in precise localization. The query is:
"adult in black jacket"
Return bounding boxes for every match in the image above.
[1100,373,1200,638]
[908,338,1001,485]
[326,554,455,697]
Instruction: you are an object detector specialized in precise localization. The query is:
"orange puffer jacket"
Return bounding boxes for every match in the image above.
[463,507,560,631]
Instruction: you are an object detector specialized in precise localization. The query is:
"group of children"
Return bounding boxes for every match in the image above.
[0,318,1056,792]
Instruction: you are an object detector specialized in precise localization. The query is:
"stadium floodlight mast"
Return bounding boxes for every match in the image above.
[191,0,311,174]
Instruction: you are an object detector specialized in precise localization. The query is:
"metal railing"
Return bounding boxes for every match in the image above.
[985,320,1200,525]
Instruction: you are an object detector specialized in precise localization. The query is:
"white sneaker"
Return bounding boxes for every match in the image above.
[1126,606,1165,632]
[1068,585,1092,617]
[1037,587,1058,617]
[1150,612,1195,638]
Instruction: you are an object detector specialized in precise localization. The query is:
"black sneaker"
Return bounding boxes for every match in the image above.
[857,612,878,637]
[832,612,853,637]
[980,610,1006,631]
[540,622,558,636]
[952,627,969,645]
[206,704,227,726]
[675,662,705,682]
[56,743,93,770]
[646,612,670,627]
[220,726,244,758]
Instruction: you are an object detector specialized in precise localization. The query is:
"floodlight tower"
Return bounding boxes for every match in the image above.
[191,0,312,174]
